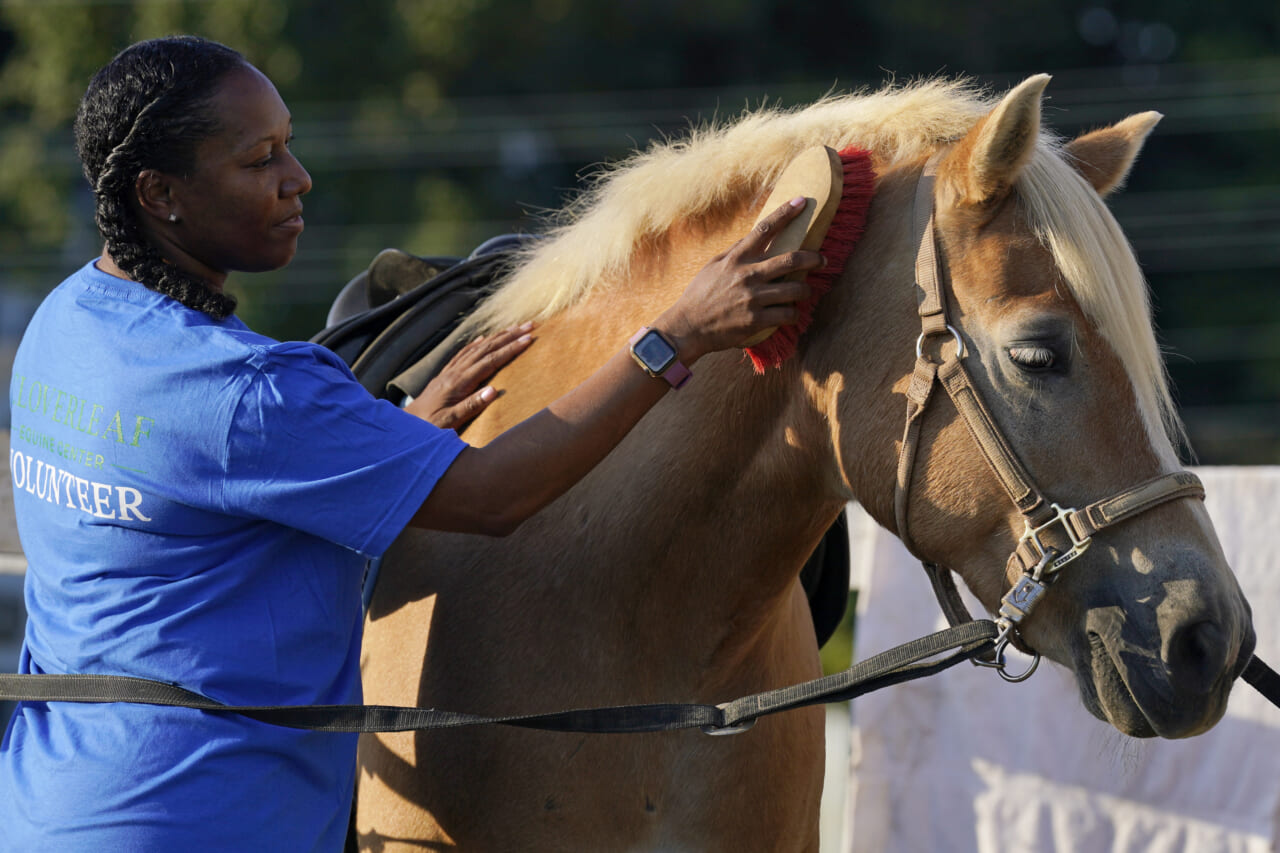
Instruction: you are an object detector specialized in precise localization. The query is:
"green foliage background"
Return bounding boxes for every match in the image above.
[1,0,1278,463]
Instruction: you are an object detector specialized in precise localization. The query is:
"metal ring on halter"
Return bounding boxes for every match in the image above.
[973,622,1042,683]
[994,638,1042,683]
[915,325,966,362]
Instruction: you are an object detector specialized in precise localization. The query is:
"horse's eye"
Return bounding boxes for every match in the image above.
[1008,345,1056,370]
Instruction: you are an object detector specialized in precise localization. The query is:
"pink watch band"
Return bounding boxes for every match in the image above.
[663,358,692,389]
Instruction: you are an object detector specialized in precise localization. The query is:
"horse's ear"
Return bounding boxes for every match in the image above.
[1064,111,1162,197]
[945,74,1051,206]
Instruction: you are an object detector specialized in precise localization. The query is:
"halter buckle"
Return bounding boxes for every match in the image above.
[1019,503,1090,577]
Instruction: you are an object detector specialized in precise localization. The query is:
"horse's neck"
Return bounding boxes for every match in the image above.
[466,174,924,549]
[440,182,926,672]
[791,167,925,534]
[464,209,842,604]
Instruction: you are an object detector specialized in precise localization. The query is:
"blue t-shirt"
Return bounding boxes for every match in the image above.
[1,261,467,851]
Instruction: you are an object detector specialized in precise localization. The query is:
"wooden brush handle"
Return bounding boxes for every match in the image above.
[741,145,845,347]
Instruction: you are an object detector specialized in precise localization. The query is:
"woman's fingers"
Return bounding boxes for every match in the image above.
[430,385,498,431]
[747,250,824,285]
[444,325,534,388]
[737,196,809,256]
[752,278,812,309]
[449,323,535,379]
[410,323,535,430]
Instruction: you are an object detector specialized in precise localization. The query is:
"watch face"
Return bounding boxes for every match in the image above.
[634,330,677,373]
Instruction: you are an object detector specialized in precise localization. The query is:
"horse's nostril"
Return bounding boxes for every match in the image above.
[1167,620,1228,694]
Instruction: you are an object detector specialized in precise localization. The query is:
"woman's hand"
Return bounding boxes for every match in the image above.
[655,197,824,362]
[406,323,535,430]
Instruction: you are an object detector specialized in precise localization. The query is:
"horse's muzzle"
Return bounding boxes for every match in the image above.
[1082,605,1254,739]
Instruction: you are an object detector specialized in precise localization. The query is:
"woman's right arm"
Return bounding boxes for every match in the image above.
[409,198,821,536]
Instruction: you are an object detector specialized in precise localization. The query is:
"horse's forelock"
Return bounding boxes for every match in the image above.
[1017,143,1186,455]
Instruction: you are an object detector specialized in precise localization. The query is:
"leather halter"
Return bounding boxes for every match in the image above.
[893,151,1206,680]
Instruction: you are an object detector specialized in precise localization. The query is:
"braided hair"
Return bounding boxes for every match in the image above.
[74,36,246,319]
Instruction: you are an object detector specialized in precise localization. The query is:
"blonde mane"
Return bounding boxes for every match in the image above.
[460,78,988,334]
[461,77,1182,447]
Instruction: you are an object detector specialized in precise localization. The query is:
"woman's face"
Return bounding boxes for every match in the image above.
[164,63,312,282]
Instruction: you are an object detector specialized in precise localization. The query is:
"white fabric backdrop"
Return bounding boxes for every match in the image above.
[842,466,1280,853]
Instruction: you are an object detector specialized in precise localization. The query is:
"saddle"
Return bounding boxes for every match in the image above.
[311,237,851,648]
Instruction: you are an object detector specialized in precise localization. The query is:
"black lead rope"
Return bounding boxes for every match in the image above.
[1242,655,1280,708]
[0,621,998,735]
[4,626,1276,734]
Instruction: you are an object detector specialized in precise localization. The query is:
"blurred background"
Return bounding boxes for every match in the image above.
[0,0,1277,463]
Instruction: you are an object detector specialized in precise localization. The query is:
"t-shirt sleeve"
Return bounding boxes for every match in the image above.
[220,341,467,556]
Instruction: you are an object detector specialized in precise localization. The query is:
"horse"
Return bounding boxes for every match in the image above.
[353,75,1256,852]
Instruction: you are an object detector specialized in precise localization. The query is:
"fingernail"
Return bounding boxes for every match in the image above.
[789,197,806,208]
[480,386,496,402]
[518,333,533,344]
[520,321,535,331]
[819,254,828,267]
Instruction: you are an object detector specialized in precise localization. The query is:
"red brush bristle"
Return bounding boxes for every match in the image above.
[745,146,876,373]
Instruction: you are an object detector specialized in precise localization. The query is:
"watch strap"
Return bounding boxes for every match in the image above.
[663,357,692,389]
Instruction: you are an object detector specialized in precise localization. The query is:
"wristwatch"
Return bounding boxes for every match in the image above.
[629,326,691,389]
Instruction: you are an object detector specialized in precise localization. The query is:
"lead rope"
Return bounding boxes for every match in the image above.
[0,620,999,735]
[1243,656,1280,707]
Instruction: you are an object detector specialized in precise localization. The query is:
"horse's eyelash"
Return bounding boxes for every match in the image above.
[1009,346,1056,368]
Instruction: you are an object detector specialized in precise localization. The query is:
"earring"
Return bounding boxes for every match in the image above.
[168,213,179,223]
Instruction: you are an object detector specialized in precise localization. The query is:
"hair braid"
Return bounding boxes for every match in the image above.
[74,36,245,319]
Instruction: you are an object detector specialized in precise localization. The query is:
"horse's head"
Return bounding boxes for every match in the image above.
[823,75,1255,738]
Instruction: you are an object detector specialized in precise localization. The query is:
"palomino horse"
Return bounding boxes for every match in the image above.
[355,75,1255,851]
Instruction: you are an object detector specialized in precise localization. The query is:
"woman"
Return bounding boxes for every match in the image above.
[1,36,821,850]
